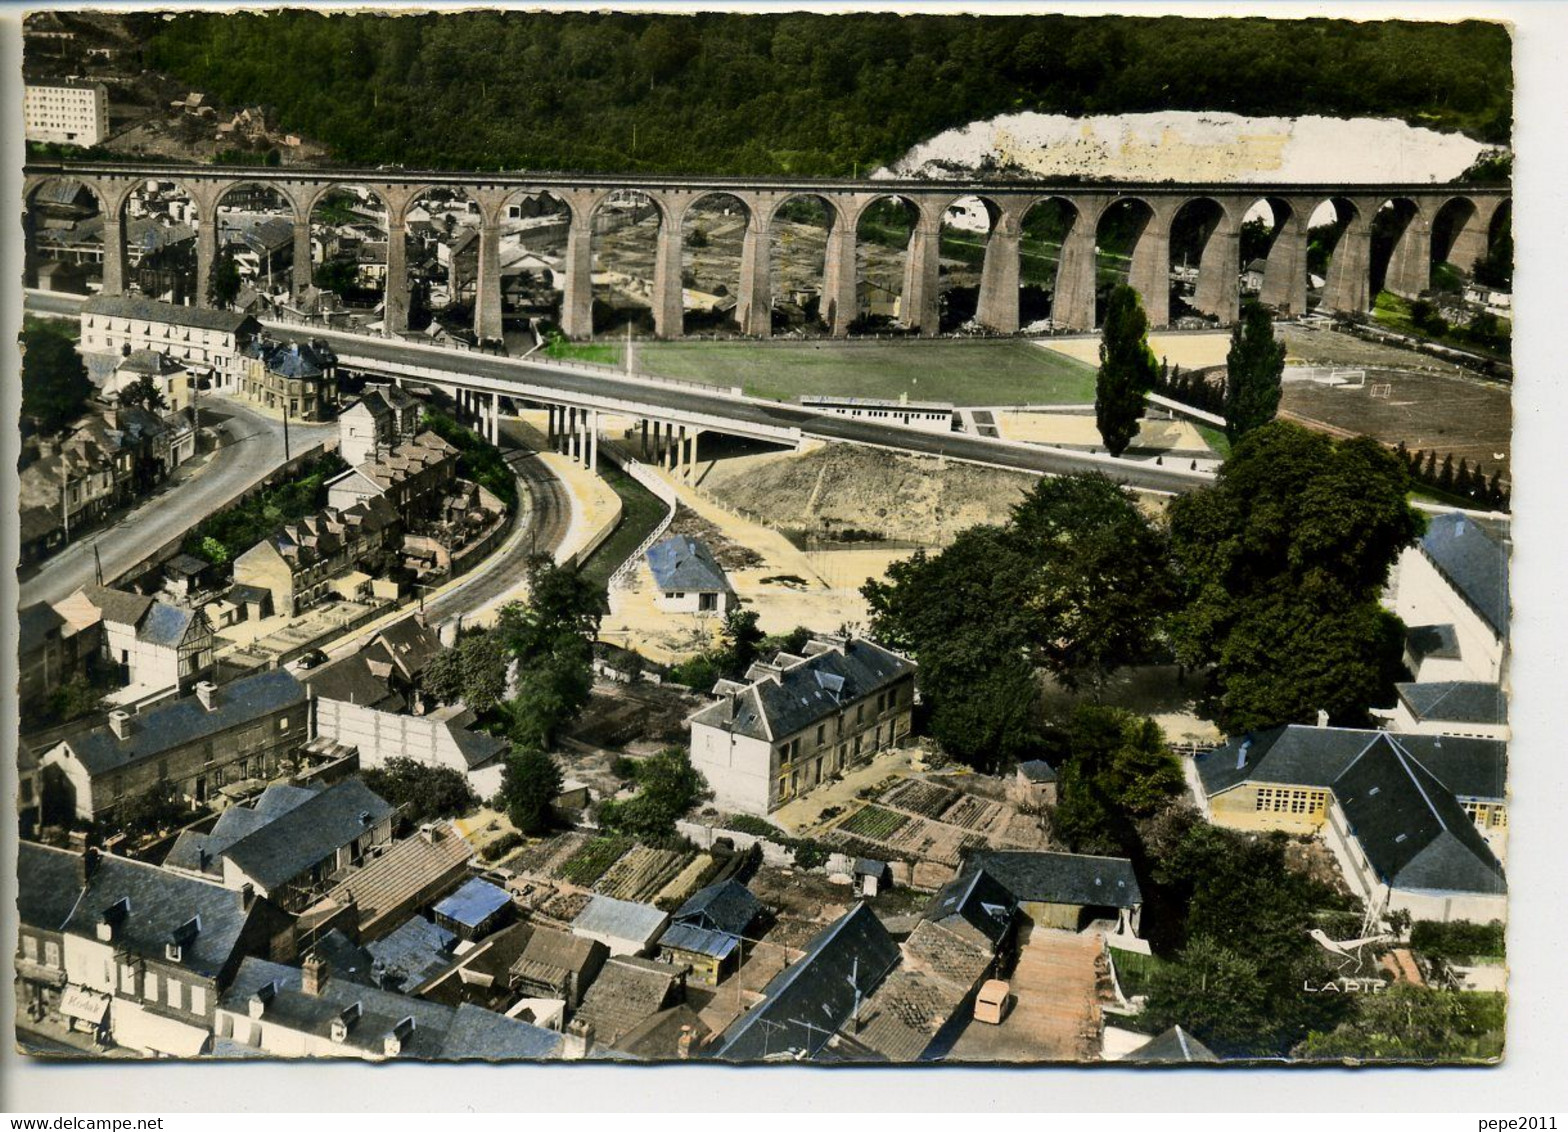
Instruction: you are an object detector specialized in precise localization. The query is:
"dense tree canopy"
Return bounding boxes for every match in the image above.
[1050,705,1185,856]
[21,321,94,437]
[597,747,708,842]
[863,472,1170,770]
[1167,422,1422,733]
[360,758,479,826]
[137,13,1511,175]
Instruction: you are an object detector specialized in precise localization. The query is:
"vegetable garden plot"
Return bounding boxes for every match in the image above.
[938,793,1007,832]
[594,845,696,903]
[881,779,961,818]
[838,804,911,840]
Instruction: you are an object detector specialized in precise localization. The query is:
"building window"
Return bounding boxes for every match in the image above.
[144,971,158,1001]
[189,985,207,1016]
[44,941,59,967]
[816,724,826,746]
[21,935,38,961]
[166,979,182,1010]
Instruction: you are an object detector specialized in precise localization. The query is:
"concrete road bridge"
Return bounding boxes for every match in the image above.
[27,287,1211,494]
[24,160,1509,342]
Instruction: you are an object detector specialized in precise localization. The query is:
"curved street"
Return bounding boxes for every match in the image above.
[18,396,335,608]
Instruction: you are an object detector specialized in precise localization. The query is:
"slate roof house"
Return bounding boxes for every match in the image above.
[79,294,261,395]
[40,669,310,824]
[715,902,901,1062]
[659,879,764,985]
[163,778,396,912]
[688,635,917,816]
[230,494,402,618]
[1191,723,1508,851]
[1193,727,1507,922]
[338,385,421,468]
[214,954,561,1061]
[645,534,735,615]
[238,336,340,422]
[962,851,1143,937]
[507,926,610,1010]
[1392,513,1509,684]
[55,584,215,697]
[21,844,292,1057]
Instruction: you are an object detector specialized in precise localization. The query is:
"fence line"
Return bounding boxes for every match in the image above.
[601,444,680,590]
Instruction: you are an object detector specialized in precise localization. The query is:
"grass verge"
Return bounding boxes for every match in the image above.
[575,461,671,592]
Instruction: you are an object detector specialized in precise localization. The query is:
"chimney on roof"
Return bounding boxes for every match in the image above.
[109,709,133,740]
[302,952,328,997]
[419,823,437,845]
[196,681,218,711]
[239,882,255,912]
[563,1018,594,1061]
[1316,709,1329,728]
[676,1024,696,1060]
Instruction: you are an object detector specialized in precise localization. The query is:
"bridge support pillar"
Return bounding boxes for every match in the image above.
[475,223,505,344]
[562,223,594,339]
[1127,211,1173,329]
[588,409,599,472]
[640,419,650,459]
[1192,217,1241,324]
[738,213,772,337]
[490,392,500,446]
[651,223,684,339]
[102,215,128,297]
[196,213,219,308]
[902,221,942,335]
[293,214,313,299]
[1386,214,1432,299]
[1052,219,1098,332]
[384,214,410,337]
[663,422,674,472]
[1323,214,1372,315]
[821,221,857,338]
[1260,215,1309,316]
[976,220,1021,334]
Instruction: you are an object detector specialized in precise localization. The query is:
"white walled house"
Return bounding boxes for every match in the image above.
[688,636,916,817]
[1390,513,1509,684]
[80,295,261,395]
[645,535,734,615]
[55,585,214,696]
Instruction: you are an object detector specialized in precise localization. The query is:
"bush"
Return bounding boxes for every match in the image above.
[483,831,524,861]
[1409,920,1506,963]
[790,838,830,870]
[421,409,518,511]
[610,755,639,781]
[722,814,788,840]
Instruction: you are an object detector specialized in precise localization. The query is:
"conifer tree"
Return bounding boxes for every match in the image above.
[1096,284,1158,457]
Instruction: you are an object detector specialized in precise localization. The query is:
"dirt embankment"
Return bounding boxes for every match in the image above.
[701,443,1034,547]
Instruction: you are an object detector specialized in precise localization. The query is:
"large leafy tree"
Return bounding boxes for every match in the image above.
[1007,473,1173,689]
[1050,704,1184,855]
[1095,284,1158,457]
[863,473,1169,771]
[1222,301,1286,443]
[21,321,94,436]
[1167,421,1423,733]
[499,745,563,836]
[360,757,478,825]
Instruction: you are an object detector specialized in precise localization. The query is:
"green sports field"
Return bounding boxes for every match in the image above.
[621,338,1098,407]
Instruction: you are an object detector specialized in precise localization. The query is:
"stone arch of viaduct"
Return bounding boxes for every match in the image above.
[23,162,1509,342]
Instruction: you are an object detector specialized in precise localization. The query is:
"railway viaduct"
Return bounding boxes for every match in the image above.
[24,161,1510,344]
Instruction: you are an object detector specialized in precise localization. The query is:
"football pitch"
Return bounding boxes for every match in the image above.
[625,338,1099,407]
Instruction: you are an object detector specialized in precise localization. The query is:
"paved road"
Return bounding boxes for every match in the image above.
[19,397,335,608]
[420,428,572,628]
[25,289,1210,494]
[289,326,1212,495]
